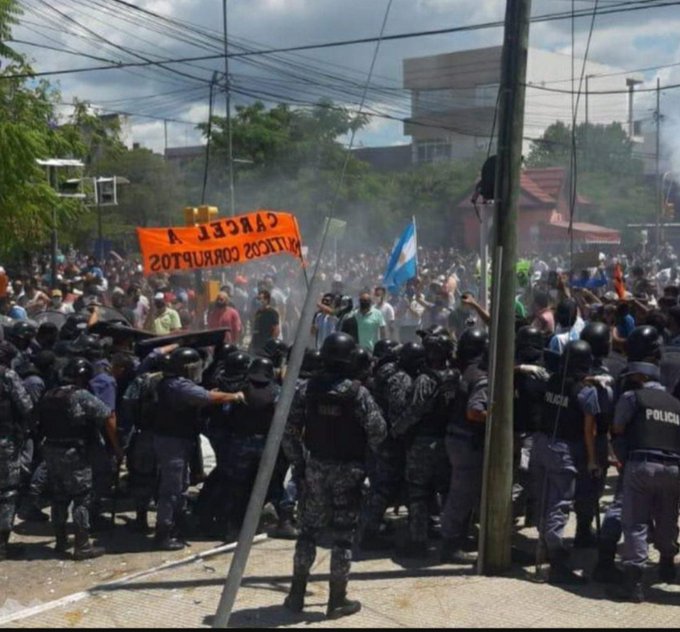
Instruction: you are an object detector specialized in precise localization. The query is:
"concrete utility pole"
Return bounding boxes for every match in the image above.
[655,77,662,249]
[478,0,532,575]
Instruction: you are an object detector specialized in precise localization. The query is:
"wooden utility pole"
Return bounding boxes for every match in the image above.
[478,0,532,575]
[655,77,661,249]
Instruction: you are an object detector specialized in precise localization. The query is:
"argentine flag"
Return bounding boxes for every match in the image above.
[383,221,417,292]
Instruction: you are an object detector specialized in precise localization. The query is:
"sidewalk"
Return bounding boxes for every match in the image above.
[3,520,680,628]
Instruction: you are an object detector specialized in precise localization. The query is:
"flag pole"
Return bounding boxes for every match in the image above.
[412,215,418,275]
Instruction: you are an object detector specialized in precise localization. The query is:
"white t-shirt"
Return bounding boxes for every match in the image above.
[378,301,395,325]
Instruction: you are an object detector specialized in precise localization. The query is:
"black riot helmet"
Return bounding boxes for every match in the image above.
[350,347,372,380]
[300,348,323,379]
[71,334,105,361]
[560,339,593,376]
[457,327,489,364]
[217,343,239,362]
[515,325,544,363]
[373,339,400,359]
[60,313,89,341]
[0,341,19,368]
[416,324,448,340]
[423,333,455,367]
[10,321,36,349]
[62,357,94,384]
[261,338,290,369]
[320,332,357,373]
[223,351,251,377]
[165,347,203,382]
[398,341,426,376]
[36,322,59,350]
[626,325,662,362]
[247,357,275,384]
[580,321,611,359]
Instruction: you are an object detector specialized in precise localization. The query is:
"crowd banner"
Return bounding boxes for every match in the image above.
[136,210,304,275]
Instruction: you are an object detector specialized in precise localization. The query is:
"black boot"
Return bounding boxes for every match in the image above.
[326,580,361,620]
[130,511,152,535]
[398,539,428,558]
[548,549,587,585]
[283,574,308,613]
[73,528,105,561]
[154,527,185,551]
[359,529,393,552]
[610,565,644,603]
[440,538,477,564]
[573,518,596,549]
[592,543,623,584]
[0,530,9,561]
[55,527,69,556]
[270,508,299,540]
[659,557,676,584]
[17,500,50,523]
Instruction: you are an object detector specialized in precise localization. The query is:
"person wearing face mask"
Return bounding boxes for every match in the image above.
[352,291,386,352]
[207,291,242,344]
[50,289,74,315]
[151,293,181,336]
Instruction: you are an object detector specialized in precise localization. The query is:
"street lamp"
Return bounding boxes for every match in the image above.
[37,158,85,288]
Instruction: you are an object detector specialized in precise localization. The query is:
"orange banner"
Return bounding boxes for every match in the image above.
[136,210,304,275]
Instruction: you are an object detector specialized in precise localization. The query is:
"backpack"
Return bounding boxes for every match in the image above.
[122,371,163,431]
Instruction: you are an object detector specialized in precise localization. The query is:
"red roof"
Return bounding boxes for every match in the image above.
[523,167,565,200]
[541,220,620,244]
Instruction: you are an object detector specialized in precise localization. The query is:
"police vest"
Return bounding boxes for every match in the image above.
[661,347,680,395]
[39,386,88,443]
[0,369,17,438]
[540,376,584,442]
[122,372,162,432]
[448,363,487,441]
[627,388,680,454]
[304,378,366,462]
[418,368,460,438]
[513,369,547,434]
[230,382,277,437]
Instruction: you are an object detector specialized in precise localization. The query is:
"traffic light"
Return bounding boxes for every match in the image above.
[197,205,218,224]
[184,206,198,226]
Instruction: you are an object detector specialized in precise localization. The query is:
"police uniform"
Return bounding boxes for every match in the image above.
[393,367,457,551]
[440,361,488,554]
[122,370,163,532]
[361,360,410,546]
[39,385,111,557]
[153,375,215,545]
[512,363,549,523]
[612,374,680,599]
[283,372,386,616]
[88,358,118,527]
[532,367,593,582]
[222,377,280,530]
[0,365,33,557]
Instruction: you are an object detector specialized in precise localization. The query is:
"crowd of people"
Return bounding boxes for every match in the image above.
[2,240,680,618]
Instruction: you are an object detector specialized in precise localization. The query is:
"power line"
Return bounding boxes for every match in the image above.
[5,0,679,80]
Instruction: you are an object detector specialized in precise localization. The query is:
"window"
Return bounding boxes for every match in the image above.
[416,139,452,164]
[475,83,500,108]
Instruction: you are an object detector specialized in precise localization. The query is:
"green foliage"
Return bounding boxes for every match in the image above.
[526,120,654,230]
[0,0,22,63]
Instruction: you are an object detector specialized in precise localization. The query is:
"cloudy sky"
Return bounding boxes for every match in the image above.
[9,0,680,162]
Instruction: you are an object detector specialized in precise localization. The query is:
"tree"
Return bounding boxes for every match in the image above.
[0,1,90,261]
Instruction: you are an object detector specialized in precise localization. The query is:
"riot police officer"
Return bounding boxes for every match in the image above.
[9,321,37,370]
[512,326,549,526]
[38,357,121,560]
[283,332,386,620]
[221,357,287,537]
[393,332,457,557]
[440,327,488,563]
[152,347,244,550]
[360,341,415,550]
[610,325,680,602]
[533,339,594,584]
[0,341,34,560]
[197,349,251,535]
